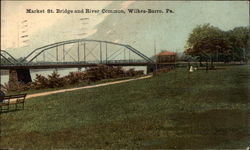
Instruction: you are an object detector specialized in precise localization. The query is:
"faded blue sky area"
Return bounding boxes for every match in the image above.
[1,1,249,58]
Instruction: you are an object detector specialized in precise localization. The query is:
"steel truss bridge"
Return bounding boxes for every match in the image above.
[1,39,154,68]
[1,39,157,83]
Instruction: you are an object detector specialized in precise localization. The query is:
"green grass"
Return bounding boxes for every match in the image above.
[0,65,249,149]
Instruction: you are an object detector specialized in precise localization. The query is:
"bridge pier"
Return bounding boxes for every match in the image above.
[147,64,156,74]
[9,69,32,85]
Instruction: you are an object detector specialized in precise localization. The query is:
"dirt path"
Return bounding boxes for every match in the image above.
[26,75,152,99]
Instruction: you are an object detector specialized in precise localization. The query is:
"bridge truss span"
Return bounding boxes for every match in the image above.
[20,39,154,66]
[1,40,157,83]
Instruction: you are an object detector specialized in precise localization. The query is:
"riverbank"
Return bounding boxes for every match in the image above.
[0,67,147,84]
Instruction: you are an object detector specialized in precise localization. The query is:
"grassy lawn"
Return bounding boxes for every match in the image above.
[0,65,249,149]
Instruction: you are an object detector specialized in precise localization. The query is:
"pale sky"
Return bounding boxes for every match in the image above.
[1,1,249,58]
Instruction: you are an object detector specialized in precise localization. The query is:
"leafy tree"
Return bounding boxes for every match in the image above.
[185,24,231,68]
[227,26,249,62]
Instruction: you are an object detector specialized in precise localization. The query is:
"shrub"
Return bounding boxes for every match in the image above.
[2,81,32,92]
[85,65,128,81]
[47,71,67,88]
[125,68,136,77]
[65,71,87,84]
[33,72,67,89]
[153,67,172,76]
[33,74,49,89]
[3,65,144,92]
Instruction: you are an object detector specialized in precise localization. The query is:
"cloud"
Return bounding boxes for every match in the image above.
[106,30,112,34]
[1,1,112,50]
[114,39,120,43]
[121,1,135,9]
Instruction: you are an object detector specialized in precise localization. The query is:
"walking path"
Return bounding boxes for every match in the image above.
[26,75,152,99]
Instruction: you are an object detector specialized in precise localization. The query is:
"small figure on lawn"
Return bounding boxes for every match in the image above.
[189,66,194,72]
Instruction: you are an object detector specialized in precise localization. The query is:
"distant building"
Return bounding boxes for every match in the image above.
[157,51,176,63]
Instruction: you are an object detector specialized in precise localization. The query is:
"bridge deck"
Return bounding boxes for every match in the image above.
[0,62,159,69]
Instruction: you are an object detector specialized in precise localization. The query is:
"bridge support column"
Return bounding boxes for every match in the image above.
[9,70,18,87]
[147,64,156,74]
[9,69,32,85]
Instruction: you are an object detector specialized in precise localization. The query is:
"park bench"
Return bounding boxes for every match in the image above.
[0,94,27,112]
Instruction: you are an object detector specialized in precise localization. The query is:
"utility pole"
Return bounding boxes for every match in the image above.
[84,42,86,62]
[63,44,65,62]
[106,43,108,64]
[124,48,126,60]
[154,39,156,61]
[77,41,80,63]
[100,42,102,63]
[77,41,80,71]
[129,50,131,62]
[56,46,58,62]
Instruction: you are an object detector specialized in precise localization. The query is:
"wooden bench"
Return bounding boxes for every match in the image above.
[0,94,27,112]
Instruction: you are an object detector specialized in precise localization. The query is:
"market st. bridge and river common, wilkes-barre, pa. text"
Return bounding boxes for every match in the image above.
[26,8,175,14]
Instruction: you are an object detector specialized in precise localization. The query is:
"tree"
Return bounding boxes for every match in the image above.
[227,27,249,62]
[185,24,231,68]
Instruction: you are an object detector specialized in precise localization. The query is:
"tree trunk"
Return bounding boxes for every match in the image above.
[210,58,214,69]
[199,57,203,67]
[206,60,208,72]
[188,60,190,70]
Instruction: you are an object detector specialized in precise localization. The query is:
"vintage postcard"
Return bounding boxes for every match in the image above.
[0,0,249,149]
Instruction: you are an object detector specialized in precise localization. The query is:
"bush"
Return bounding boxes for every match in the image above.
[153,67,173,76]
[33,72,67,89]
[125,68,144,77]
[64,71,87,84]
[3,65,144,92]
[85,65,128,81]
[33,74,49,89]
[47,71,67,88]
[2,81,32,92]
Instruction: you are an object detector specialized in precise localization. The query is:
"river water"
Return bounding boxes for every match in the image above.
[0,66,147,85]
